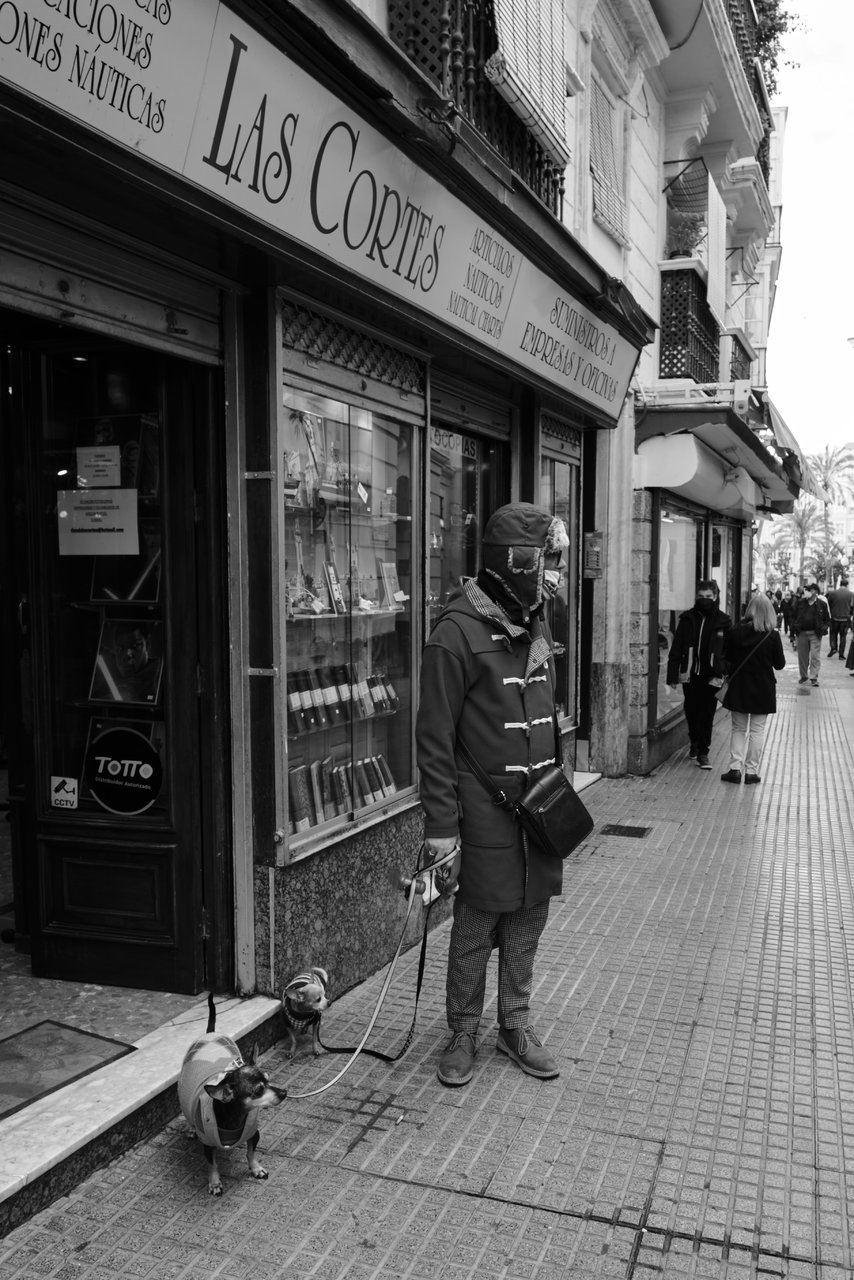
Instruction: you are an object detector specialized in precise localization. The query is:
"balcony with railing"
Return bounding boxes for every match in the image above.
[387,1,564,216]
[659,265,721,384]
[725,0,773,181]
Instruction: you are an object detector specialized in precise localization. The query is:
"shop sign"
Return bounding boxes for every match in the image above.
[84,725,163,815]
[0,1,640,419]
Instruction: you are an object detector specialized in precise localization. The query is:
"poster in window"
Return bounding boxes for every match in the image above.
[89,617,164,706]
[76,413,160,498]
[91,518,162,603]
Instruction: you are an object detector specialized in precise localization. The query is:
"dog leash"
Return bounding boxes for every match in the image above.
[286,844,456,1100]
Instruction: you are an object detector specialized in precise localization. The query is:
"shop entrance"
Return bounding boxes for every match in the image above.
[0,312,228,993]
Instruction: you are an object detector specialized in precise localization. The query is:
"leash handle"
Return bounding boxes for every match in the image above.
[287,845,454,1098]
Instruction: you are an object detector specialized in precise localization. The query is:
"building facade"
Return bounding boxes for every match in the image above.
[0,0,812,999]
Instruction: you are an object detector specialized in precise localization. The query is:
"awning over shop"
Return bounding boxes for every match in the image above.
[764,399,829,502]
[635,435,762,517]
[634,403,800,514]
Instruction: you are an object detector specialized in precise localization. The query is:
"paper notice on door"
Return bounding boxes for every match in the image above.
[57,490,139,557]
[76,445,121,488]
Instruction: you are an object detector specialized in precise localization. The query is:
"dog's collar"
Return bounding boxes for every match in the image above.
[285,1004,320,1026]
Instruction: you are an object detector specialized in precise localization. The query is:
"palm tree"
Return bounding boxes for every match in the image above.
[774,498,824,586]
[806,444,854,582]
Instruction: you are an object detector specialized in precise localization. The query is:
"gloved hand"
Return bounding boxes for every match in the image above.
[425,838,461,896]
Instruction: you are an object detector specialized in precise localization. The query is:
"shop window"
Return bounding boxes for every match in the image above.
[428,425,509,630]
[540,446,580,723]
[656,505,704,723]
[283,387,414,841]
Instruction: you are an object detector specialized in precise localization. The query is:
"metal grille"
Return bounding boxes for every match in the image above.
[542,414,581,453]
[388,0,563,216]
[659,269,721,384]
[281,300,425,395]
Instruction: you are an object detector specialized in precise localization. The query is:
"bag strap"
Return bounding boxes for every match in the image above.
[455,736,514,809]
[724,627,773,684]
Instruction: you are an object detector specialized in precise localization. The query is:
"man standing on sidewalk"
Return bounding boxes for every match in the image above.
[416,502,567,1088]
[665,582,731,768]
[792,583,831,686]
[825,577,853,660]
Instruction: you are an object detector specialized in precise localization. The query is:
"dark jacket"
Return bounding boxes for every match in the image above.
[415,578,562,912]
[721,623,786,715]
[792,596,830,636]
[666,604,731,686]
[825,586,854,621]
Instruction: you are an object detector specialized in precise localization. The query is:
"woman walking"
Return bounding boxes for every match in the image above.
[720,593,786,785]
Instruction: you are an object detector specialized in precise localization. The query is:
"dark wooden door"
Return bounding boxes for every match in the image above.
[0,313,219,992]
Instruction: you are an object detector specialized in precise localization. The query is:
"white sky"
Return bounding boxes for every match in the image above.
[765,1,854,455]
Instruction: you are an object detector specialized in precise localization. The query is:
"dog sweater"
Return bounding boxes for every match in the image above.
[178,1033,259,1150]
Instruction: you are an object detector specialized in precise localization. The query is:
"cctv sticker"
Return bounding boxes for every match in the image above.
[84,726,163,816]
[51,777,78,809]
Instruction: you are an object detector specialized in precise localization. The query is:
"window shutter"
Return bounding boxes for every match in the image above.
[589,79,627,244]
[485,0,570,167]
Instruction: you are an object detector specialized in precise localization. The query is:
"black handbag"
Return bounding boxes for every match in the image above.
[456,737,594,860]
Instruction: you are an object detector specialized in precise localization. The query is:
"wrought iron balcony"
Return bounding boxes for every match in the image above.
[388,1,564,217]
[659,266,721,384]
[725,0,772,182]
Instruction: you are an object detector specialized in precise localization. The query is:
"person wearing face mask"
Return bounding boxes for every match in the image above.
[665,581,732,769]
[416,502,569,1088]
[791,583,830,685]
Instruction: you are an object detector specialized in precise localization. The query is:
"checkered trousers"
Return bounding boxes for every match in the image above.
[446,899,550,1034]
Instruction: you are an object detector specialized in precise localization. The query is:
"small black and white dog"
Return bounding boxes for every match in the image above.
[178,994,287,1196]
[281,967,330,1057]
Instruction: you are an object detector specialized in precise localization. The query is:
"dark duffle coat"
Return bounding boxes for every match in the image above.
[721,622,786,715]
[415,579,562,912]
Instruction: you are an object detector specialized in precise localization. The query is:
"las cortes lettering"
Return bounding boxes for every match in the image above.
[203,34,444,296]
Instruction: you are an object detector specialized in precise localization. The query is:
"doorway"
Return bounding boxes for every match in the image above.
[0,312,230,993]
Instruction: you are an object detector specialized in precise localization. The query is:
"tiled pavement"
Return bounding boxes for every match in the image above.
[1,647,854,1277]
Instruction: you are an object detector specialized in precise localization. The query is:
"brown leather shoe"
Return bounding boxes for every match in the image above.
[437,1031,476,1086]
[496,1027,559,1078]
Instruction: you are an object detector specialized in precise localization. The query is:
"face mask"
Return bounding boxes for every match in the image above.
[543,569,562,600]
[695,598,716,614]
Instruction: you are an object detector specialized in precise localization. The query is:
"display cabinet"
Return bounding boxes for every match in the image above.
[282,386,414,841]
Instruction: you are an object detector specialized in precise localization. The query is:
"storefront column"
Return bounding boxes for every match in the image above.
[589,398,635,775]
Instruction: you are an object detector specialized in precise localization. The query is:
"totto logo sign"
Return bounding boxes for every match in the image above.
[94,756,156,781]
[85,726,163,816]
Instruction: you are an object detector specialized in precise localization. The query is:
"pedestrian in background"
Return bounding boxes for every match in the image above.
[666,581,732,769]
[719,593,786,785]
[792,583,830,686]
[825,577,854,661]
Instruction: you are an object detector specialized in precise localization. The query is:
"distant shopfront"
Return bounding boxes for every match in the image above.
[628,406,799,774]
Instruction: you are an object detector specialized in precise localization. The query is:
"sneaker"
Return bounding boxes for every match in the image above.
[688,744,697,759]
[496,1027,559,1079]
[811,679,819,686]
[720,769,741,783]
[437,1031,477,1086]
[697,755,711,769]
[744,774,761,784]
[798,677,809,684]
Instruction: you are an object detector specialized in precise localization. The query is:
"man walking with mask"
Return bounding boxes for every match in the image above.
[416,502,568,1088]
[792,583,830,685]
[666,581,731,768]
